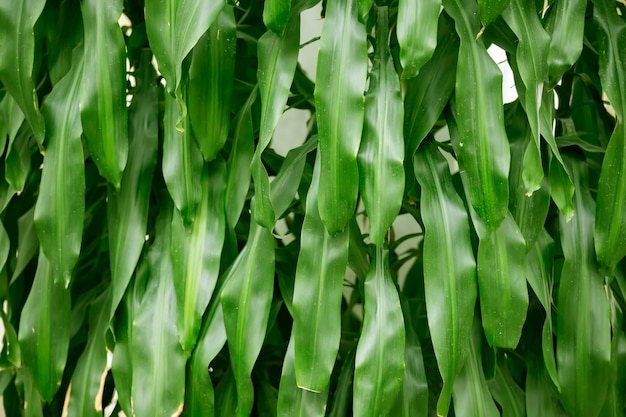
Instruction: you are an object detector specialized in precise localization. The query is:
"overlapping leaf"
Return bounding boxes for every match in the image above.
[315,0,368,234]
[79,0,128,188]
[292,156,349,392]
[414,141,477,416]
[396,0,440,79]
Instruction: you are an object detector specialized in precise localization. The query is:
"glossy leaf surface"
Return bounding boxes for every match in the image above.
[396,0,440,79]
[315,0,367,234]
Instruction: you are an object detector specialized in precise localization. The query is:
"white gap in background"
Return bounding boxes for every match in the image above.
[488,44,518,104]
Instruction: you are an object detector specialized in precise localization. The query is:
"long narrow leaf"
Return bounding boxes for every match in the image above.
[188,5,236,161]
[172,158,226,352]
[556,157,611,417]
[131,203,187,417]
[413,141,477,416]
[18,250,70,402]
[502,0,550,194]
[108,52,159,317]
[292,156,349,392]
[0,0,46,144]
[220,222,275,417]
[315,0,368,234]
[396,0,440,79]
[592,0,626,274]
[79,0,128,188]
[546,0,586,85]
[358,6,404,246]
[162,91,203,225]
[264,0,290,35]
[34,45,85,287]
[442,0,510,231]
[252,10,300,228]
[353,246,405,417]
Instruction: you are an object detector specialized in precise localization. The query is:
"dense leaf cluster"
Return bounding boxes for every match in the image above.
[0,0,624,416]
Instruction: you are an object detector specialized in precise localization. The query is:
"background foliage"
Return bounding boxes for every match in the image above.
[0,0,625,416]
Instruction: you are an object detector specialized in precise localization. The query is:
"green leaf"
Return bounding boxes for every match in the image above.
[403,12,458,157]
[34,45,85,287]
[327,349,355,417]
[600,327,626,417]
[413,141,477,416]
[15,368,43,417]
[0,94,25,160]
[507,107,550,248]
[477,213,528,348]
[315,0,368,234]
[172,158,226,352]
[396,0,441,79]
[502,0,550,194]
[478,0,510,26]
[292,156,349,392]
[525,346,563,417]
[185,303,227,417]
[252,10,300,228]
[188,5,236,161]
[389,297,429,417]
[0,0,46,144]
[452,313,500,417]
[353,246,405,417]
[225,88,257,228]
[18,250,70,402]
[546,0,586,86]
[358,6,405,246]
[220,222,275,417]
[557,157,612,417]
[79,0,128,189]
[277,335,329,417]
[488,354,526,417]
[144,0,224,99]
[525,230,559,389]
[270,136,318,218]
[108,52,159,318]
[163,91,203,225]
[5,123,32,193]
[443,0,510,231]
[64,290,110,417]
[131,203,187,417]
[264,0,290,35]
[592,0,626,274]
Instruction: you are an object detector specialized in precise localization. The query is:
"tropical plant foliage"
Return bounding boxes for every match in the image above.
[0,0,625,416]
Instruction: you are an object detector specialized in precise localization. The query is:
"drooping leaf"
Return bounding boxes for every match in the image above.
[5,123,32,193]
[502,0,550,194]
[15,368,43,417]
[546,0,586,86]
[358,6,405,246]
[413,141,477,416]
[443,0,510,231]
[353,246,405,417]
[63,290,111,417]
[185,303,227,417]
[488,354,526,417]
[18,250,70,402]
[34,45,85,287]
[277,335,329,417]
[452,312,500,417]
[396,0,441,79]
[252,9,300,228]
[264,0,290,35]
[557,156,611,417]
[144,0,224,101]
[162,91,203,225]
[108,51,158,318]
[220,222,275,417]
[315,0,368,234]
[225,88,257,228]
[79,0,128,188]
[172,158,226,352]
[131,203,187,417]
[292,156,349,392]
[592,0,626,274]
[188,5,236,161]
[477,212,528,348]
[0,0,46,144]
